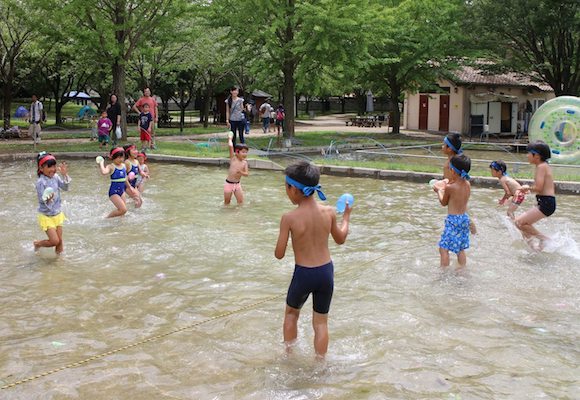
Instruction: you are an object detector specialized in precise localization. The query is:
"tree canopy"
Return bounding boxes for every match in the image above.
[0,0,576,131]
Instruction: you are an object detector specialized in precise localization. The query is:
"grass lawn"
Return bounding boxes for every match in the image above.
[245,131,428,149]
[0,140,228,158]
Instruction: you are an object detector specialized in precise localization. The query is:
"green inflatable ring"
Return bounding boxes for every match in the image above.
[528,96,580,164]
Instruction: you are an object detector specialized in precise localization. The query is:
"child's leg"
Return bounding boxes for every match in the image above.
[34,227,60,251]
[131,188,142,208]
[507,203,518,220]
[108,195,127,218]
[515,207,548,240]
[439,247,450,267]
[457,250,466,267]
[224,190,233,205]
[233,186,244,204]
[312,311,329,358]
[55,225,64,254]
[283,305,300,352]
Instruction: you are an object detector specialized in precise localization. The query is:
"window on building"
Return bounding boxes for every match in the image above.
[532,99,545,112]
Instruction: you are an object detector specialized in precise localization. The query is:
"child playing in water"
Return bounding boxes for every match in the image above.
[136,152,150,193]
[34,152,71,254]
[97,147,129,218]
[275,161,352,358]
[434,153,472,268]
[435,133,477,234]
[124,144,143,208]
[224,132,249,205]
[515,141,556,251]
[490,160,525,219]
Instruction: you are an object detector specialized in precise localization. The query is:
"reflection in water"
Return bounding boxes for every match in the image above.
[0,160,579,398]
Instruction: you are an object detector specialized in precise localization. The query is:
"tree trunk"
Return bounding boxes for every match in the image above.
[202,87,212,128]
[2,80,13,130]
[180,104,185,132]
[282,64,295,138]
[55,99,64,125]
[389,95,401,134]
[112,60,127,140]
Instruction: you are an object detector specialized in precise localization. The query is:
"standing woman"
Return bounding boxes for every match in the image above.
[106,94,122,146]
[225,86,245,147]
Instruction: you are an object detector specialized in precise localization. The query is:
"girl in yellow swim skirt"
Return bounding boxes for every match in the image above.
[33,152,71,254]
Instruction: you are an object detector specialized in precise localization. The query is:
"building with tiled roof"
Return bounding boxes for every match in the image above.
[404,63,555,138]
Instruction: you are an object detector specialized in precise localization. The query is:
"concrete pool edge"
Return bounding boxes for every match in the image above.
[2,152,579,194]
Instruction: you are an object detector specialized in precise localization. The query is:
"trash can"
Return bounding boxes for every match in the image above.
[309,111,315,119]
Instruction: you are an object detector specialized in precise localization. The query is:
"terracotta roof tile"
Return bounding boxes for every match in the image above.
[452,64,553,92]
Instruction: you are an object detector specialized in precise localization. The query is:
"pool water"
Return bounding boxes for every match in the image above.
[1,160,579,399]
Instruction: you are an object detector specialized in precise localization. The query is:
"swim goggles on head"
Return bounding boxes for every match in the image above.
[449,161,470,180]
[528,149,540,155]
[444,137,462,154]
[489,161,507,176]
[285,176,326,200]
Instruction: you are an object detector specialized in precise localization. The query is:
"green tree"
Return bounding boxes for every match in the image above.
[364,0,467,133]
[63,0,190,138]
[212,0,367,138]
[0,0,35,129]
[469,0,579,96]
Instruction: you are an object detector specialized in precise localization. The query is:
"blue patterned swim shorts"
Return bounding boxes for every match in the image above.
[439,213,470,254]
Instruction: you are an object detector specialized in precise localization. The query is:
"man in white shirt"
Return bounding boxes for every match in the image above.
[29,94,43,144]
[259,100,273,133]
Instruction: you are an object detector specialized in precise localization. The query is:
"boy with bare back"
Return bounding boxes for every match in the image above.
[434,153,472,268]
[489,160,525,219]
[275,161,352,358]
[224,132,249,205]
[515,141,556,251]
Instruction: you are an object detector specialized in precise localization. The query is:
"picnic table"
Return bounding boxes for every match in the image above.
[346,114,388,128]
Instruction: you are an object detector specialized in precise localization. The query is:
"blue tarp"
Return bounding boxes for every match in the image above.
[77,105,96,119]
[14,106,28,118]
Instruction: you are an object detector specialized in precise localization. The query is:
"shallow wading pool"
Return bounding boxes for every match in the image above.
[1,159,579,399]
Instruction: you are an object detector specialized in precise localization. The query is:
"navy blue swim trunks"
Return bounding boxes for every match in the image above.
[536,195,556,216]
[286,261,334,314]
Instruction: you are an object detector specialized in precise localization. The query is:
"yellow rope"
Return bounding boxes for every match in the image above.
[1,253,389,390]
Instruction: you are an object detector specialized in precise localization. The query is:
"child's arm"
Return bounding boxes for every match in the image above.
[436,183,451,206]
[56,162,72,190]
[330,205,351,245]
[498,180,512,204]
[274,214,291,259]
[228,134,234,159]
[98,160,112,175]
[240,161,249,177]
[522,164,546,194]
[139,164,149,178]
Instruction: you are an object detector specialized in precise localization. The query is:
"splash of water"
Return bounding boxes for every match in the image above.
[542,230,580,260]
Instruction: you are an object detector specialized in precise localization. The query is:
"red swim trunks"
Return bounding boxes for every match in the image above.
[512,191,526,205]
